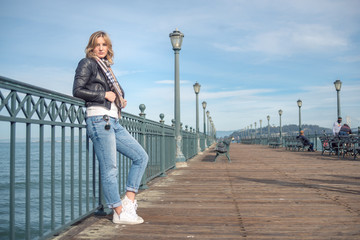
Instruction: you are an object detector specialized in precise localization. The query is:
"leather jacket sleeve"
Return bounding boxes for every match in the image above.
[73,58,106,103]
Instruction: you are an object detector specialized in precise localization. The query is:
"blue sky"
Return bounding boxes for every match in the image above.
[1,0,360,132]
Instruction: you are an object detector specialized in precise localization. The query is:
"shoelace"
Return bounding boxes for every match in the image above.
[133,200,138,211]
[125,200,138,216]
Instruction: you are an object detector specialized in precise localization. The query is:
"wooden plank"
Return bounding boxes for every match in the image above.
[52,144,360,240]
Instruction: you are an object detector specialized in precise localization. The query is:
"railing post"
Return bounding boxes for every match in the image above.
[39,97,44,237]
[187,127,191,159]
[95,146,106,216]
[159,114,167,177]
[25,95,31,239]
[9,90,16,240]
[193,129,197,156]
[139,104,149,190]
[51,123,55,230]
[183,125,188,160]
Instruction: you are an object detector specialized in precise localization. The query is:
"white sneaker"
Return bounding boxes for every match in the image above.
[112,196,144,224]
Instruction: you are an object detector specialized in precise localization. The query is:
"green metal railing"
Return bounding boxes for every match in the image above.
[0,76,208,240]
[240,133,333,151]
[241,135,318,146]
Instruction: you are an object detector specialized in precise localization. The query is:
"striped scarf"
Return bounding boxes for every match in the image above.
[94,56,125,116]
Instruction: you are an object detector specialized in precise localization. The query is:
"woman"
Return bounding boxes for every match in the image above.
[73,31,148,225]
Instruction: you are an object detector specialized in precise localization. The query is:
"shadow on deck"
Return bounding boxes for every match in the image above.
[52,144,360,239]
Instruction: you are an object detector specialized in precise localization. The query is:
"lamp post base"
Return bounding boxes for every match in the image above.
[176,161,188,168]
[197,138,201,154]
[175,135,186,163]
[175,155,186,163]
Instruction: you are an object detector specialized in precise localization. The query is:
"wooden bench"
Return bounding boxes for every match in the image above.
[319,135,342,156]
[285,137,301,151]
[214,139,231,162]
[269,142,281,148]
[338,135,360,159]
[295,137,311,151]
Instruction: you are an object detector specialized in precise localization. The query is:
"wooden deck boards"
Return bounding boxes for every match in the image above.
[52,144,360,239]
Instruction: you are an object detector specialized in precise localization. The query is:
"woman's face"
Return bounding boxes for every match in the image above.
[93,37,108,59]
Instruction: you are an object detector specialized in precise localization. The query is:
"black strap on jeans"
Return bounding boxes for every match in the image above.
[103,115,111,130]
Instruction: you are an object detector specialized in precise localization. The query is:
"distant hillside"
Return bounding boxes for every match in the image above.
[216,130,236,138]
[222,124,332,139]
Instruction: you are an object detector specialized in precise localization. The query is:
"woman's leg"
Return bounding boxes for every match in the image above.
[86,116,122,210]
[112,119,149,195]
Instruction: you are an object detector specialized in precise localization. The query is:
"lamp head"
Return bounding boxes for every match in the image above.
[193,82,201,94]
[297,99,302,108]
[169,28,184,50]
[334,79,342,91]
[202,101,207,109]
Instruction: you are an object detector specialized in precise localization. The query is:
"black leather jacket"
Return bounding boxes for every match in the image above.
[73,58,124,109]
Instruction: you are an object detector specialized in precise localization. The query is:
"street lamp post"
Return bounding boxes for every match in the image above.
[267,115,270,141]
[210,118,213,142]
[193,82,201,153]
[297,99,302,133]
[334,80,342,118]
[206,111,210,134]
[202,101,207,134]
[254,122,257,143]
[169,28,185,163]
[209,116,213,143]
[259,119,262,144]
[202,101,207,148]
[206,110,210,145]
[250,124,253,139]
[278,109,283,138]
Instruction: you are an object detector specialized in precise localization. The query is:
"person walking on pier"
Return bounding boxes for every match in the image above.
[73,31,148,225]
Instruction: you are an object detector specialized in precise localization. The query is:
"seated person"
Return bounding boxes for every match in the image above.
[339,124,352,136]
[296,130,315,152]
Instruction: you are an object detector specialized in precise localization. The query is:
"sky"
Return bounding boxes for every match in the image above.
[1,0,360,133]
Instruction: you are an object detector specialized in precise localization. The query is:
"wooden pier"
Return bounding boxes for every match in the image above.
[52,144,360,239]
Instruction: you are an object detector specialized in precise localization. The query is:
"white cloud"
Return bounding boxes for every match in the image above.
[337,55,360,63]
[116,70,144,77]
[213,23,348,56]
[155,80,173,84]
[291,24,347,49]
[202,89,275,99]
[155,80,190,84]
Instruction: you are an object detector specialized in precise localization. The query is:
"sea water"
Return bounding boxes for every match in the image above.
[0,140,98,240]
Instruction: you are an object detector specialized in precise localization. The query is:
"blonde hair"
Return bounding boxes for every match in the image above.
[85,31,114,64]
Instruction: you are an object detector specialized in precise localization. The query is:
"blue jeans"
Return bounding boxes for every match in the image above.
[86,116,149,209]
